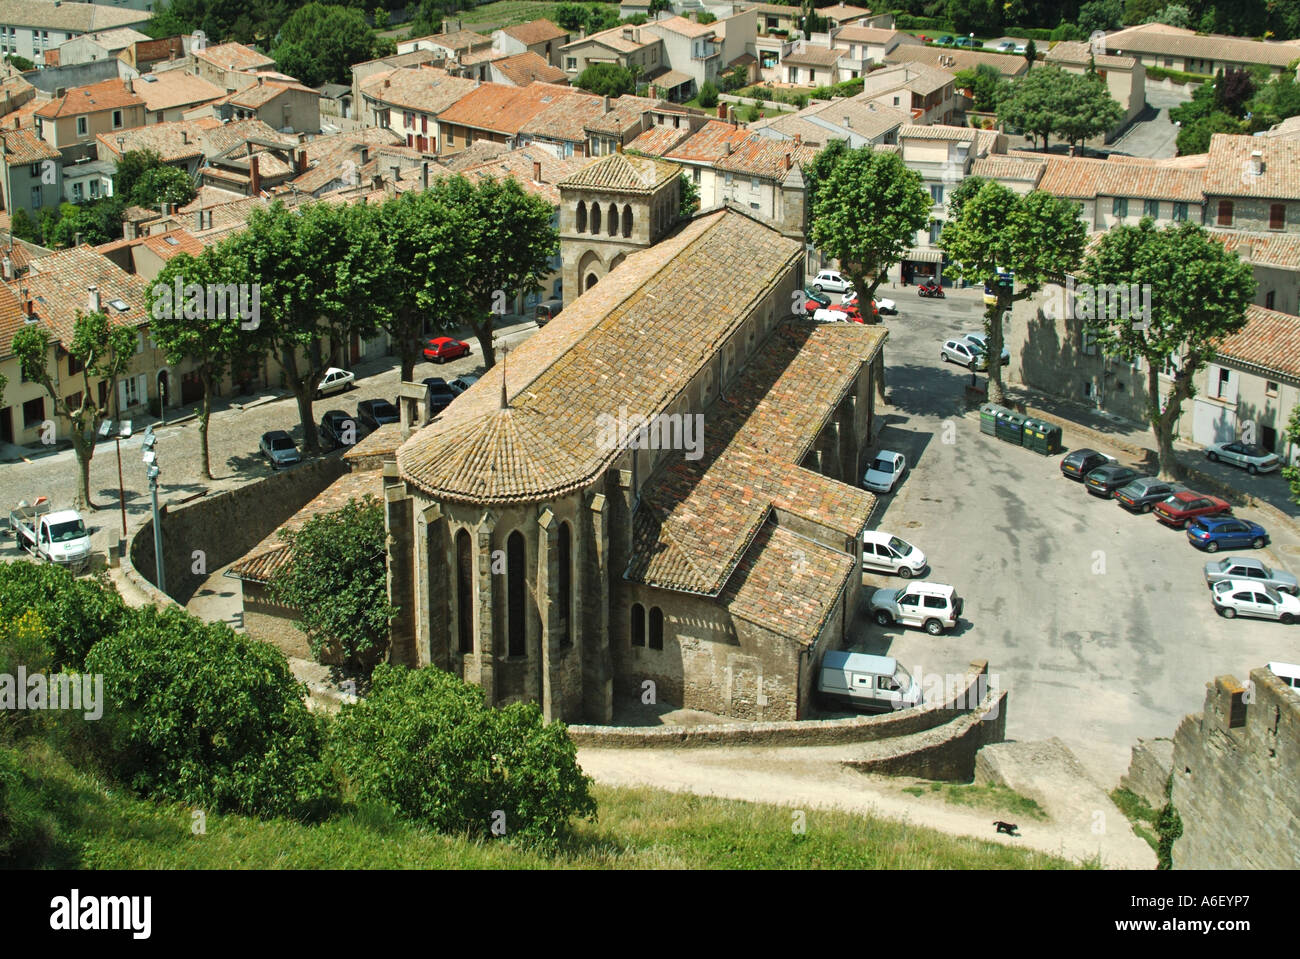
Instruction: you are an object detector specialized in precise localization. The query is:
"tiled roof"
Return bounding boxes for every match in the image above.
[1035,155,1204,202]
[436,138,511,171]
[493,51,568,86]
[192,41,275,71]
[222,78,319,109]
[568,23,651,53]
[34,78,143,118]
[969,155,1046,182]
[782,44,843,68]
[1204,133,1300,200]
[721,524,854,641]
[140,229,205,261]
[863,62,953,96]
[396,210,803,504]
[360,66,480,115]
[1103,23,1300,68]
[59,26,149,52]
[435,81,572,134]
[0,0,147,31]
[285,127,407,194]
[557,150,680,193]
[460,145,597,205]
[1209,230,1300,271]
[625,123,693,156]
[627,320,883,596]
[501,19,568,46]
[583,94,670,134]
[458,47,510,66]
[0,279,31,357]
[133,70,225,113]
[519,89,606,141]
[95,119,214,163]
[1213,305,1300,380]
[649,15,717,38]
[819,2,873,22]
[834,26,907,44]
[899,122,978,142]
[1,127,57,165]
[665,119,750,162]
[227,469,385,584]
[716,135,817,179]
[176,185,245,212]
[200,117,290,157]
[22,246,148,341]
[646,68,693,90]
[753,97,910,144]
[884,44,1029,77]
[1044,41,1137,70]
[414,29,493,53]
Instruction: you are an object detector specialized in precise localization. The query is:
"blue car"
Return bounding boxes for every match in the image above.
[1186,516,1269,553]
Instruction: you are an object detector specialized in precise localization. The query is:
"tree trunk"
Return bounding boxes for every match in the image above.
[295,385,319,454]
[862,274,883,324]
[199,369,213,481]
[70,427,96,511]
[1148,365,1187,480]
[470,315,496,369]
[984,298,1007,405]
[400,339,420,384]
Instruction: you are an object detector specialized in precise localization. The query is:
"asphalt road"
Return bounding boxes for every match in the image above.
[853,290,1300,785]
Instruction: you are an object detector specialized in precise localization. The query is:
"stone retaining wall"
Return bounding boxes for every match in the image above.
[1120,737,1173,810]
[567,660,992,748]
[842,689,1007,781]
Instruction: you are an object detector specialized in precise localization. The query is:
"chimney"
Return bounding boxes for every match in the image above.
[604,95,611,113]
[257,75,264,85]
[717,102,726,119]
[1250,149,1263,176]
[390,163,401,183]
[25,298,34,322]
[196,209,204,230]
[12,116,18,129]
[74,231,83,247]
[794,133,801,145]
[421,160,429,191]
[181,129,189,144]
[784,152,791,170]
[533,159,542,183]
[616,141,624,154]
[726,140,734,154]
[297,148,306,173]
[384,77,391,88]
[2,256,10,280]
[844,115,851,128]
[727,104,736,125]
[868,101,876,111]
[371,172,383,190]
[249,154,261,194]
[1240,242,1253,262]
[360,146,370,164]
[87,285,100,313]
[124,77,133,93]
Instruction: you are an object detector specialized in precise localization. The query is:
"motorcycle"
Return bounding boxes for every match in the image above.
[917,281,945,298]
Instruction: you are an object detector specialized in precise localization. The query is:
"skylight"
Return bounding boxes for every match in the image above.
[109,299,129,312]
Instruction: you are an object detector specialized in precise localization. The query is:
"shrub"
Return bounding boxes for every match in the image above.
[743,101,761,122]
[698,79,719,109]
[0,563,128,670]
[328,664,596,847]
[0,746,57,867]
[1049,22,1087,41]
[0,609,55,743]
[85,606,338,821]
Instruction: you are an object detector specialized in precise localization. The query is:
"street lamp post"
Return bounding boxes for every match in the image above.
[141,424,164,593]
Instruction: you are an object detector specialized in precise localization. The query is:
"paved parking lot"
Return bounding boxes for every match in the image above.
[851,291,1300,784]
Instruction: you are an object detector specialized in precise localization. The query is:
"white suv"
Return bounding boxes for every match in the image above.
[870,582,963,635]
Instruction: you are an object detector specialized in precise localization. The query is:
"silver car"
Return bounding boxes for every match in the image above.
[1204,556,1299,595]
[962,332,1010,366]
[940,338,987,370]
[259,430,301,468]
[1205,441,1280,474]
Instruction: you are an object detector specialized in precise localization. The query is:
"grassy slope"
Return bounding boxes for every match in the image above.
[12,742,1075,869]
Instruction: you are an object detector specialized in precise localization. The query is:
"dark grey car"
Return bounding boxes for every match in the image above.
[357,398,400,433]
[1204,556,1299,595]
[1114,477,1185,513]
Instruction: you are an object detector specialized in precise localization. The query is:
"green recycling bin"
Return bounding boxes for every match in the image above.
[996,410,1026,445]
[1021,417,1063,455]
[979,402,1006,436]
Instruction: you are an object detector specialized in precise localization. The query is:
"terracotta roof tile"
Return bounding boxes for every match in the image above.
[1,127,57,165]
[34,78,143,118]
[493,51,568,86]
[434,81,571,134]
[648,15,717,38]
[460,146,597,204]
[1103,22,1300,68]
[519,89,606,141]
[1209,230,1300,271]
[1214,304,1300,380]
[502,19,568,46]
[625,123,692,156]
[665,119,750,162]
[1044,40,1137,70]
[782,44,843,68]
[0,279,30,357]
[884,44,1028,76]
[722,524,854,640]
[557,150,680,192]
[95,119,212,163]
[715,135,816,178]
[134,71,224,113]
[0,0,146,31]
[1204,133,1300,200]
[21,246,148,342]
[192,42,275,72]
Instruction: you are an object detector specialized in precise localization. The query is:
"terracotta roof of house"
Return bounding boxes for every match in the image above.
[58,26,149,52]
[752,97,911,143]
[176,185,246,212]
[1044,40,1138,70]
[557,150,680,193]
[200,117,291,157]
[0,279,31,357]
[1213,304,1300,380]
[567,23,652,54]
[716,135,817,179]
[493,51,568,86]
[226,469,386,584]
[221,78,319,110]
[140,229,205,261]
[862,62,953,97]
[969,155,1046,182]
[34,77,143,118]
[436,138,512,171]
[434,80,573,134]
[782,44,843,68]
[885,44,1029,76]
[286,127,407,194]
[519,89,606,141]
[1204,133,1300,200]
[834,26,907,44]
[192,41,275,72]
[1210,230,1300,271]
[501,19,569,46]
[460,145,596,205]
[625,122,693,156]
[583,94,672,134]
[1035,155,1206,202]
[819,2,873,22]
[22,246,148,341]
[411,29,494,53]
[1,127,58,165]
[95,118,216,163]
[665,118,750,162]
[360,66,480,115]
[133,70,225,113]
[646,68,693,90]
[396,209,802,505]
[0,0,147,31]
[649,15,717,38]
[1103,23,1300,68]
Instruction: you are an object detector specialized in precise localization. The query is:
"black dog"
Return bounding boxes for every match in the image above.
[993,820,1019,836]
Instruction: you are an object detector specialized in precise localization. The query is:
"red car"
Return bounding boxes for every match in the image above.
[841,295,878,320]
[423,336,471,363]
[1153,491,1231,529]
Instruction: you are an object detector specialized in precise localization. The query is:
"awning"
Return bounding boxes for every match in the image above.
[904,249,945,263]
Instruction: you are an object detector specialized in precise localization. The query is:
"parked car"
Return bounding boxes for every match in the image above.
[1204,556,1298,595]
[1269,661,1300,688]
[9,498,91,571]
[1154,491,1231,529]
[448,374,480,396]
[813,307,852,323]
[937,35,956,46]
[1212,580,1300,623]
[961,332,1010,365]
[997,40,1016,51]
[1060,448,1116,481]
[1115,477,1184,513]
[874,297,898,315]
[1187,515,1268,552]
[319,410,358,450]
[1084,464,1142,498]
[356,398,400,433]
[423,336,472,363]
[422,377,458,417]
[870,581,963,635]
[811,269,853,294]
[1205,441,1281,475]
[818,651,921,712]
[863,450,907,493]
[259,430,301,469]
[1013,42,1027,54]
[803,288,832,309]
[535,298,563,327]
[316,367,355,398]
[862,531,927,577]
[956,36,979,47]
[940,338,987,370]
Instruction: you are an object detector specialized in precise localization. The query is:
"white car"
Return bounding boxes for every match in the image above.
[862,531,927,577]
[874,297,897,315]
[962,332,1010,365]
[813,307,851,323]
[1013,43,1027,54]
[1205,441,1281,475]
[316,367,355,398]
[1212,579,1300,624]
[811,269,853,294]
[870,581,963,635]
[940,338,987,370]
[863,450,907,493]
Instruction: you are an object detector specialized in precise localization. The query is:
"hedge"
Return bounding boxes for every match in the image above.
[1145,65,1214,84]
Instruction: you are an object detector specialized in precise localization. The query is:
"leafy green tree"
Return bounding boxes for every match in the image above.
[8,208,35,242]
[1152,3,1191,27]
[720,63,748,92]
[0,561,129,670]
[1081,220,1256,477]
[148,246,251,479]
[1049,22,1085,41]
[271,496,395,673]
[743,100,761,122]
[271,3,386,87]
[1078,0,1122,33]
[1214,67,1254,117]
[86,604,338,820]
[1023,38,1037,68]
[998,63,1072,149]
[373,6,389,29]
[112,149,165,202]
[575,62,635,97]
[1175,110,1243,154]
[648,0,673,15]
[1053,71,1123,148]
[695,9,716,23]
[808,147,930,315]
[697,79,719,109]
[944,174,990,223]
[678,171,700,218]
[328,663,596,846]
[131,165,196,210]
[946,0,1002,35]
[4,54,33,71]
[554,2,588,30]
[0,370,6,409]
[1245,73,1300,130]
[11,311,137,508]
[1281,405,1300,506]
[1123,0,1165,23]
[939,181,1087,404]
[802,137,849,219]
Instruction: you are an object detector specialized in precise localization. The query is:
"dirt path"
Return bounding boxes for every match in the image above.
[578,744,1156,869]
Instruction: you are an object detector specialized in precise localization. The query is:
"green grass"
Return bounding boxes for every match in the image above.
[8,741,1078,869]
[459,1,567,31]
[902,781,1050,821]
[1109,787,1160,853]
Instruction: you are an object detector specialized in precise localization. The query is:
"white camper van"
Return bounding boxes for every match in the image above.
[818,651,922,712]
[1268,661,1300,690]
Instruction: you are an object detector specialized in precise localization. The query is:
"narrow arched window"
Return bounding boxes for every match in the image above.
[622,204,632,238]
[456,529,473,653]
[631,603,645,646]
[591,202,601,234]
[649,607,663,650]
[507,531,525,657]
[575,200,586,232]
[607,202,618,236]
[558,522,573,649]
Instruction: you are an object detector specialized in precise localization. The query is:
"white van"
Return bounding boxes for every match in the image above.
[818,651,922,712]
[1268,661,1300,690]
